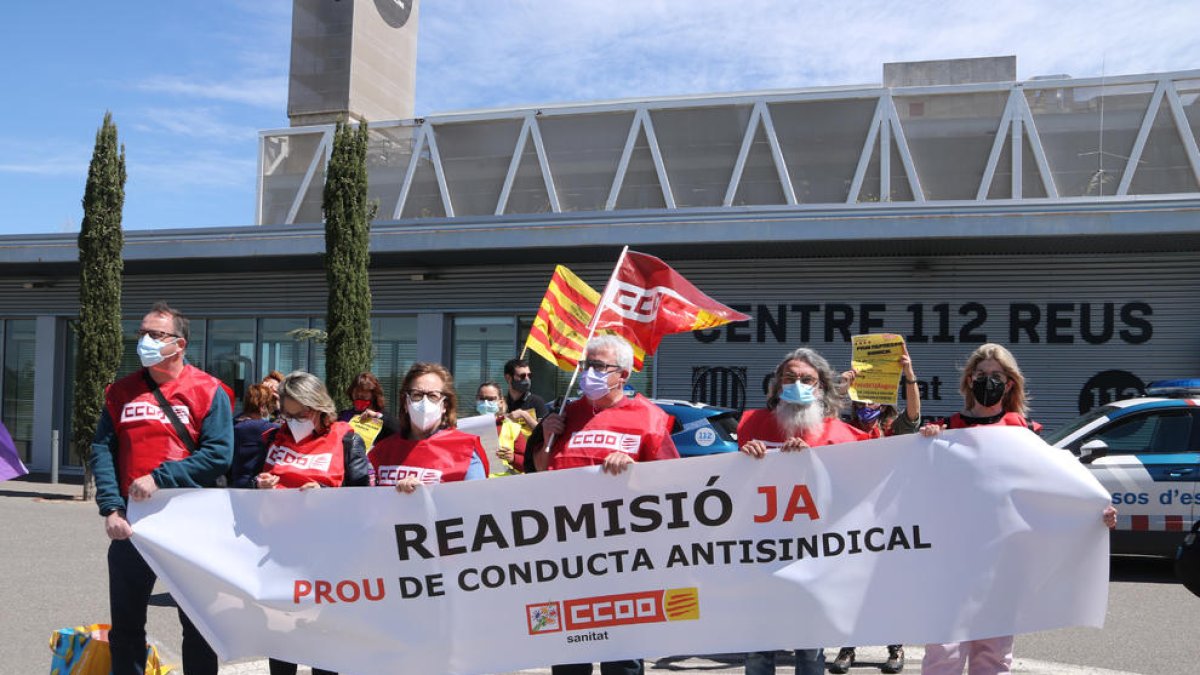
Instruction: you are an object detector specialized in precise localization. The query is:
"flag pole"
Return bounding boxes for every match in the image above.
[543,245,629,454]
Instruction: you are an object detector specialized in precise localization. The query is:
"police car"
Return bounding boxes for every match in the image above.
[1046,379,1200,557]
[652,399,741,457]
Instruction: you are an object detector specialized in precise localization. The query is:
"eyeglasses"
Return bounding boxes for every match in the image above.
[583,360,621,373]
[780,373,819,386]
[477,395,500,402]
[511,372,531,381]
[407,390,445,403]
[279,408,311,422]
[138,329,180,341]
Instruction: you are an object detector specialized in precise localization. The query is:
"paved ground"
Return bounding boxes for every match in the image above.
[6,477,1196,674]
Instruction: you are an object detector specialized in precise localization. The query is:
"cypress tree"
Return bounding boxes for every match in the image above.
[74,112,125,500]
[323,120,373,409]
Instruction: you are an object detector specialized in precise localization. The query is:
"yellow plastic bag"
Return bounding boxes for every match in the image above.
[49,623,172,674]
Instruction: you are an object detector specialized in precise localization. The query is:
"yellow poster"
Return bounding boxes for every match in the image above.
[348,414,384,450]
[849,333,906,405]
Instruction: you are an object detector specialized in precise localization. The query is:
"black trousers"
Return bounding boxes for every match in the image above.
[107,538,218,675]
[551,660,644,675]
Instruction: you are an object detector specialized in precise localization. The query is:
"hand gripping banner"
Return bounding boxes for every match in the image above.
[128,428,1111,674]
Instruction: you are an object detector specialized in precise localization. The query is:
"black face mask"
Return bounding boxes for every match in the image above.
[511,378,532,394]
[972,375,1007,408]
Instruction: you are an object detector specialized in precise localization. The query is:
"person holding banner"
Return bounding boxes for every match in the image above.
[90,301,232,675]
[530,335,678,675]
[372,362,488,491]
[738,347,868,675]
[247,371,369,675]
[248,371,371,491]
[918,343,1117,675]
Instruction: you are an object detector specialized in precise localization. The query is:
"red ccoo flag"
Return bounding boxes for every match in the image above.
[592,251,749,357]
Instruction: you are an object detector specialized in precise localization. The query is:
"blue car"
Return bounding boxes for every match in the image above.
[651,399,741,457]
[1046,378,1200,557]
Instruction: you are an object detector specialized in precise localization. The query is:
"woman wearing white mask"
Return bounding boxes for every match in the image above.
[251,371,371,491]
[248,371,370,675]
[370,362,489,492]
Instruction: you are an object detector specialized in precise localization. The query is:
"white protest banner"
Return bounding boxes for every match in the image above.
[128,427,1111,675]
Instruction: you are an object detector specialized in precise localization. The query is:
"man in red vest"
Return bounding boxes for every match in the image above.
[738,347,868,675]
[91,301,233,675]
[532,334,678,675]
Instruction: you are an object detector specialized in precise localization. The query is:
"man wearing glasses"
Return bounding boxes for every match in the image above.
[737,347,868,675]
[530,335,678,675]
[90,301,233,675]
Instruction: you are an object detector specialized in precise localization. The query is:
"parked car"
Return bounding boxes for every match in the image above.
[1046,378,1200,557]
[652,399,741,457]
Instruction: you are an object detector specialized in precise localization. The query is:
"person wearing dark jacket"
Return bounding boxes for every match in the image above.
[91,301,233,675]
[229,383,279,488]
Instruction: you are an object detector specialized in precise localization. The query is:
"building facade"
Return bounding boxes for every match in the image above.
[2,58,1199,474]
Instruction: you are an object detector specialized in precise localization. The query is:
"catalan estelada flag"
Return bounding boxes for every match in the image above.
[524,266,646,371]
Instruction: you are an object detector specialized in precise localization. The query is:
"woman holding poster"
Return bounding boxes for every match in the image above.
[919,343,1117,675]
[830,348,922,673]
[371,362,488,491]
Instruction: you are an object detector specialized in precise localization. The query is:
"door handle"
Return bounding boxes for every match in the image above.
[1167,468,1195,477]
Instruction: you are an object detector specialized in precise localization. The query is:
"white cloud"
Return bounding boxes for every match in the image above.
[127,149,257,191]
[0,140,90,177]
[414,0,1200,114]
[134,107,261,143]
[136,75,288,110]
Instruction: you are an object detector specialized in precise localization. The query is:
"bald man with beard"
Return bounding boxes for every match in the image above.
[737,347,868,675]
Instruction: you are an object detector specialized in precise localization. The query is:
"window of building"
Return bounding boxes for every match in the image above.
[259,317,312,380]
[452,317,517,417]
[207,318,256,402]
[2,319,36,463]
[371,317,418,413]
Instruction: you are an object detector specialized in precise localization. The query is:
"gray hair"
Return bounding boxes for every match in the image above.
[767,347,843,417]
[278,371,337,419]
[586,334,634,373]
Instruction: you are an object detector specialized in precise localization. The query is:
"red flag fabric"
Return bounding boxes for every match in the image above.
[592,251,750,356]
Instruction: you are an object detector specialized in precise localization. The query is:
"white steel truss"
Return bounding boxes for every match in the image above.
[978,89,1059,200]
[258,69,1200,224]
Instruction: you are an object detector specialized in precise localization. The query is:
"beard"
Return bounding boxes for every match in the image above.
[773,399,826,438]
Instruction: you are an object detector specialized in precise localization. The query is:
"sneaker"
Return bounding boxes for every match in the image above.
[881,645,905,673]
[830,647,856,673]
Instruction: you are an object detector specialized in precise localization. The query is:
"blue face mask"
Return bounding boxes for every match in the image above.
[476,400,500,416]
[579,368,613,400]
[137,334,178,368]
[856,406,883,424]
[779,381,817,406]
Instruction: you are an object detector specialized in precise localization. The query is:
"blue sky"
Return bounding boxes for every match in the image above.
[1,0,1197,237]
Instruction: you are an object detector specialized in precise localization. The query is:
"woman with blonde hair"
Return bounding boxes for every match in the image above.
[919,344,1115,675]
[246,372,370,675]
[370,362,488,491]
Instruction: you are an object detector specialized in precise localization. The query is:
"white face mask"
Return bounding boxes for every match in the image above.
[137,334,178,368]
[408,398,444,433]
[286,417,315,442]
